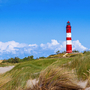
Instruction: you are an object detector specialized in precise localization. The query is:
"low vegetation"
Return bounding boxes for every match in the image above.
[66,51,90,80]
[27,52,90,90]
[2,55,34,64]
[0,51,90,90]
[0,57,73,90]
[29,65,82,90]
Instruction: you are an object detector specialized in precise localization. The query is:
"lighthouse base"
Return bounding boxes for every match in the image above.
[66,51,72,53]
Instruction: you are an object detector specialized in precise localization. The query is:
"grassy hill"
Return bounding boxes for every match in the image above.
[0,57,73,90]
[0,52,90,90]
[47,52,83,58]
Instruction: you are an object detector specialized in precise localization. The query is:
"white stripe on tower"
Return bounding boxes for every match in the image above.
[66,40,72,45]
[66,33,72,45]
[66,33,71,37]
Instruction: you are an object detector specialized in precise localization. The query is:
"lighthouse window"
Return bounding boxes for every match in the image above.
[67,23,70,25]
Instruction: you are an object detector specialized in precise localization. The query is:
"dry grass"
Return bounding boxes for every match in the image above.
[0,53,86,90]
[0,60,3,63]
[27,65,83,90]
[0,74,11,88]
[47,53,64,58]
[65,53,90,80]
[47,53,83,58]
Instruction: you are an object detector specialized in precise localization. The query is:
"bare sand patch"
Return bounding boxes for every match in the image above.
[0,66,14,74]
[0,60,3,63]
[26,79,39,89]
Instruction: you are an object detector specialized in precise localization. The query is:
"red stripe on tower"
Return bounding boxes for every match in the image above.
[66,21,72,53]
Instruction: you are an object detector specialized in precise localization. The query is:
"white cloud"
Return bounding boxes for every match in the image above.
[40,40,65,53]
[0,40,87,55]
[40,43,46,49]
[50,39,59,45]
[40,39,59,50]
[0,41,38,55]
[0,40,88,59]
[40,39,88,52]
[29,44,38,48]
[72,40,87,51]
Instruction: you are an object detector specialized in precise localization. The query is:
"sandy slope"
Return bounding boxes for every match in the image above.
[0,66,14,74]
[0,60,3,63]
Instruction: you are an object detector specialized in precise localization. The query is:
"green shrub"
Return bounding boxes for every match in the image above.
[72,50,79,53]
[39,57,46,59]
[22,55,34,61]
[2,57,20,63]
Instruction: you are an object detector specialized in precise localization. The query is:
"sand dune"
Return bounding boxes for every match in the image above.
[0,66,14,74]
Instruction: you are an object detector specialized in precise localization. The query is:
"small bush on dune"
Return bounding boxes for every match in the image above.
[2,57,20,63]
[2,55,34,63]
[39,57,46,59]
[83,51,90,54]
[2,59,7,63]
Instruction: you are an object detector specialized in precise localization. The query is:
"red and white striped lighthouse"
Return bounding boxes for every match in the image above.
[66,21,72,53]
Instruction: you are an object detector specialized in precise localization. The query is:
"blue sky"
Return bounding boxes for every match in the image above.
[0,0,90,59]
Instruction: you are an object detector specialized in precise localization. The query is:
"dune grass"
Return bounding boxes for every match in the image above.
[26,52,90,90]
[29,65,82,90]
[0,63,16,67]
[0,58,73,90]
[1,52,89,90]
[65,52,90,80]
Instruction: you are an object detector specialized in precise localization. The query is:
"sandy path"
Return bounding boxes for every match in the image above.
[0,66,14,74]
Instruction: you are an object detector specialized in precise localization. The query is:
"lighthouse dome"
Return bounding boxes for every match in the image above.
[67,21,70,25]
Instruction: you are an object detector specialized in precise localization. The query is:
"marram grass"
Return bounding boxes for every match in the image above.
[0,58,72,90]
[1,52,90,90]
[65,52,90,80]
[27,65,82,90]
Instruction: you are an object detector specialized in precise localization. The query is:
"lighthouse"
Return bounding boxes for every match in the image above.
[66,21,72,53]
